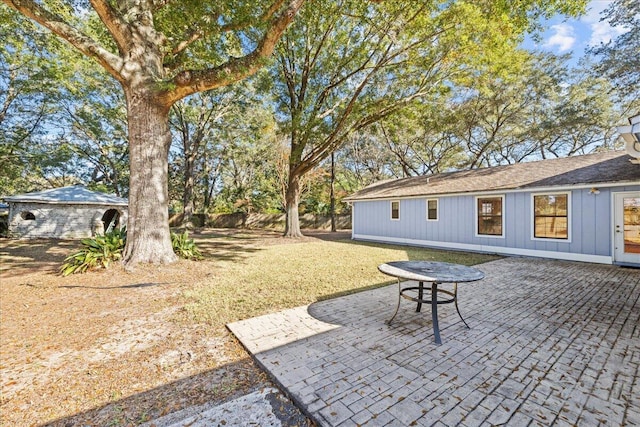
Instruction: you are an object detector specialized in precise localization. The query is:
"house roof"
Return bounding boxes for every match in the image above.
[344,151,640,201]
[3,185,128,206]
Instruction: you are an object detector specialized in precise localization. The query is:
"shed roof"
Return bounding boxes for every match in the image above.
[344,151,640,201]
[3,185,128,206]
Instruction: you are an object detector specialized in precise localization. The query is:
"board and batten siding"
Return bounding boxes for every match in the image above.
[352,184,640,264]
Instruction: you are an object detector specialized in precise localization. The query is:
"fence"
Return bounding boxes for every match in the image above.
[170,212,351,230]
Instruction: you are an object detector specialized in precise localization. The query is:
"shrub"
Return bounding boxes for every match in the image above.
[60,228,126,276]
[171,230,203,260]
[60,228,202,275]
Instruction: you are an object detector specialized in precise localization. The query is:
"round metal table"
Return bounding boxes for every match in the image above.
[378,261,485,344]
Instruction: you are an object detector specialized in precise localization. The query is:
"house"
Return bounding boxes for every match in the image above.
[344,150,640,267]
[3,185,128,239]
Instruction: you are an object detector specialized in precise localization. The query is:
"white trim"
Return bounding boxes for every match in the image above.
[475,194,505,238]
[344,181,640,203]
[611,191,615,263]
[426,198,439,221]
[352,233,613,265]
[530,191,572,243]
[612,190,640,264]
[351,203,355,240]
[390,200,400,221]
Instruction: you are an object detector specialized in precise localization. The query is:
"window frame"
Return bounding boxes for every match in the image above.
[426,198,438,221]
[531,192,571,242]
[390,200,400,221]
[475,195,505,238]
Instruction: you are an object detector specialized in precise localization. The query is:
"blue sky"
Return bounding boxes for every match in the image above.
[523,0,629,62]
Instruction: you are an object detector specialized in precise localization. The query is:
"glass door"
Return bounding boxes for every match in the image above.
[614,193,640,264]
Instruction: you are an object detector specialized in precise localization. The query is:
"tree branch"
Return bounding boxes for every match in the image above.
[88,0,131,55]
[2,0,125,82]
[169,0,292,67]
[171,28,206,56]
[165,0,305,103]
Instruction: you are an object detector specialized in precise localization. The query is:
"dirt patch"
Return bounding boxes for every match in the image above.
[0,229,343,426]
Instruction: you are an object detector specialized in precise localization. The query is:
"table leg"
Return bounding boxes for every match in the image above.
[386,278,402,324]
[431,282,441,345]
[416,281,423,312]
[453,282,470,329]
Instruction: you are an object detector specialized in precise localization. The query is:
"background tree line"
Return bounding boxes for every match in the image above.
[1,0,637,241]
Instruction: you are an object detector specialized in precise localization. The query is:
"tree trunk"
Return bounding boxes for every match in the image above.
[330,151,336,232]
[122,88,177,265]
[183,145,196,227]
[283,172,303,238]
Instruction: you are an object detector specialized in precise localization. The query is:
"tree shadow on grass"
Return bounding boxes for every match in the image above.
[328,237,501,266]
[35,358,310,427]
[0,239,81,278]
[192,231,263,262]
[58,282,170,289]
[0,231,265,279]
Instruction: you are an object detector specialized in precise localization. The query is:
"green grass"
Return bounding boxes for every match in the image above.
[182,237,500,326]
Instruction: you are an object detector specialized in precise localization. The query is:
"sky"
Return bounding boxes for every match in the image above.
[523,0,629,63]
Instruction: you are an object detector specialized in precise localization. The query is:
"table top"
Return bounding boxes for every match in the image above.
[378,261,485,283]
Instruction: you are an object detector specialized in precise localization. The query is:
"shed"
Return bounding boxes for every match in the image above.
[345,150,640,267]
[0,203,8,236]
[3,186,128,239]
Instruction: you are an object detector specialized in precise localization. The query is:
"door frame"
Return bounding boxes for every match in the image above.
[612,191,640,266]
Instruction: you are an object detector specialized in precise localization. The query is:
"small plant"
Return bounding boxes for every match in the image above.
[171,230,203,260]
[60,228,126,276]
[60,228,202,275]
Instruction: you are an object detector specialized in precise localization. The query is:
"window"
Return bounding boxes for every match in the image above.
[427,199,438,221]
[20,211,35,220]
[477,196,503,236]
[391,200,400,220]
[533,193,569,239]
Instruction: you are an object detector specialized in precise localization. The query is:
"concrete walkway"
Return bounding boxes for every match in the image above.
[142,387,309,427]
[228,258,640,427]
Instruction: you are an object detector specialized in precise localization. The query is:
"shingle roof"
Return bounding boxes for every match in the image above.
[3,185,128,206]
[344,151,640,201]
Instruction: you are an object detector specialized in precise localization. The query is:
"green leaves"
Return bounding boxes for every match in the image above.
[170,230,203,260]
[589,0,640,102]
[60,228,203,275]
[60,228,126,276]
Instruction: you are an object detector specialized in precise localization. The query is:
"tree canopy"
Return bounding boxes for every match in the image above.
[2,0,304,265]
[589,0,640,102]
[4,0,634,262]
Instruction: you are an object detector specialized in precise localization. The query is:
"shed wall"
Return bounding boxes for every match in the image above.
[352,184,640,263]
[8,202,128,239]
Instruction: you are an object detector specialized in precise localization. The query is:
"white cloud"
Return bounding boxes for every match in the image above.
[588,21,629,46]
[543,24,576,52]
[581,0,611,23]
[581,0,630,46]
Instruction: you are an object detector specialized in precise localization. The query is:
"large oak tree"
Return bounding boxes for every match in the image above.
[271,0,587,237]
[2,0,304,265]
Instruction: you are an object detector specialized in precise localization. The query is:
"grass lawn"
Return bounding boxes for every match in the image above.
[184,231,500,327]
[0,228,500,426]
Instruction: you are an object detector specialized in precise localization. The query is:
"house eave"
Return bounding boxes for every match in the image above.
[4,199,128,206]
[344,180,640,202]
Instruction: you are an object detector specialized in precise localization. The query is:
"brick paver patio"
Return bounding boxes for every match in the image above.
[228,258,640,426]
